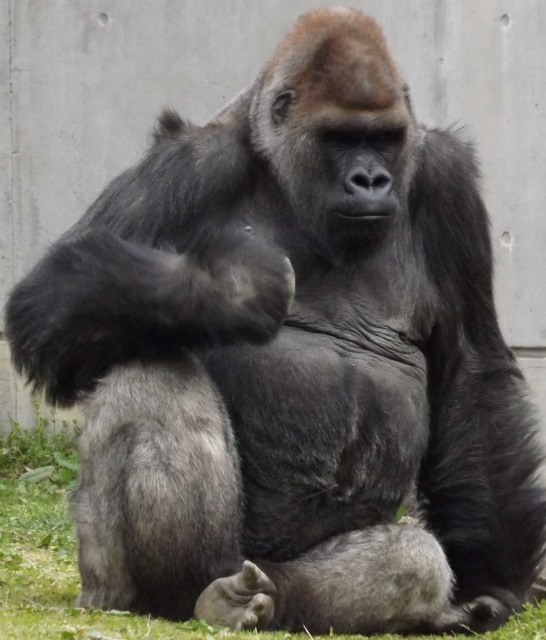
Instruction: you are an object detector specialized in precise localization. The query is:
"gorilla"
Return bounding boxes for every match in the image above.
[5,7,546,635]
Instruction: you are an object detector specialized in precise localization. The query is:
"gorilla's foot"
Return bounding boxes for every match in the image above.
[194,561,276,630]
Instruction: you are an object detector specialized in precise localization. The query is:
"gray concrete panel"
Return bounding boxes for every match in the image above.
[0,0,17,430]
[1,0,546,425]
[0,0,12,333]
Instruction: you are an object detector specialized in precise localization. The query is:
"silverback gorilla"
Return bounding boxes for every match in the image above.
[5,7,546,635]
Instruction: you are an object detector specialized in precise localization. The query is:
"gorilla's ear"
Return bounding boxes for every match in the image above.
[272,90,296,124]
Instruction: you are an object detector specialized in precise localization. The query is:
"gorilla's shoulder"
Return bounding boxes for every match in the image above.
[148,108,253,187]
[419,125,480,177]
[412,125,490,273]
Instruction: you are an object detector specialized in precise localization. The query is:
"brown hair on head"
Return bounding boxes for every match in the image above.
[266,7,405,117]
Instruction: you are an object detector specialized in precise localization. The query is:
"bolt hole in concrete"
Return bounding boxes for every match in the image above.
[501,231,512,246]
[99,13,109,27]
[500,14,510,27]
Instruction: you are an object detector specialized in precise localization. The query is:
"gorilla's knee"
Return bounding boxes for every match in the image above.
[385,525,454,615]
[73,359,243,619]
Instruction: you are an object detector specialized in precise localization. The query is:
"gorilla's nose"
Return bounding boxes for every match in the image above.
[345,167,393,199]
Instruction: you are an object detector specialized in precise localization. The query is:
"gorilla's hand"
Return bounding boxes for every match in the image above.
[183,227,295,344]
[435,589,520,634]
[461,592,518,633]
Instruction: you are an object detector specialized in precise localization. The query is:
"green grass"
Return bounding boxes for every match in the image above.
[1,423,546,639]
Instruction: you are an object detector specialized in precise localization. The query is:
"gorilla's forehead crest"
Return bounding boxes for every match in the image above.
[265,7,403,115]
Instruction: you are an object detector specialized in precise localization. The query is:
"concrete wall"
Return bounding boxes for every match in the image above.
[1,0,545,432]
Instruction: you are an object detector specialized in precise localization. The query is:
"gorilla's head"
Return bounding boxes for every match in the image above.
[250,8,416,255]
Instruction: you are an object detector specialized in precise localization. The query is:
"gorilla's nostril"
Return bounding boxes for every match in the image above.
[352,172,371,189]
[345,168,372,193]
[373,174,391,190]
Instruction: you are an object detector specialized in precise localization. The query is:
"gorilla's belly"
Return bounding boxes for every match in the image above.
[205,327,429,560]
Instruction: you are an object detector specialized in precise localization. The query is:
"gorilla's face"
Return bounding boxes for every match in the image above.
[263,88,414,255]
[319,126,405,222]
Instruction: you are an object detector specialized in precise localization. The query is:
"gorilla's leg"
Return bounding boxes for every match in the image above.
[196,524,495,634]
[69,358,242,620]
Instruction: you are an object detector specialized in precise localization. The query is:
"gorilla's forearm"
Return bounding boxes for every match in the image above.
[5,227,294,406]
[421,350,546,605]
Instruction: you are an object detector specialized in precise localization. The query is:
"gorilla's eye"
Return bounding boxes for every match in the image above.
[272,90,296,125]
[368,128,406,153]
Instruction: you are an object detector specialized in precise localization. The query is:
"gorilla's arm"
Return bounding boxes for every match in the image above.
[415,129,546,618]
[5,115,293,407]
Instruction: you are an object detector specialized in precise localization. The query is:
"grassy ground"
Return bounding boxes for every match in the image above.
[1,420,546,639]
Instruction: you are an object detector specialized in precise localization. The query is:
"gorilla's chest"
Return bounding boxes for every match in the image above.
[205,326,429,558]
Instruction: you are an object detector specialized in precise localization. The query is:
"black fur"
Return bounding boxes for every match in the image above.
[5,8,546,633]
[153,108,188,142]
[6,226,293,406]
[415,130,546,603]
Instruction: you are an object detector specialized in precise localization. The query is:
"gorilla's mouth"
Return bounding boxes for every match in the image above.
[334,211,394,221]
[329,195,397,222]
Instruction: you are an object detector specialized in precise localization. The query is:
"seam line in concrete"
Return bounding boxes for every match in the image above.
[512,348,546,358]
